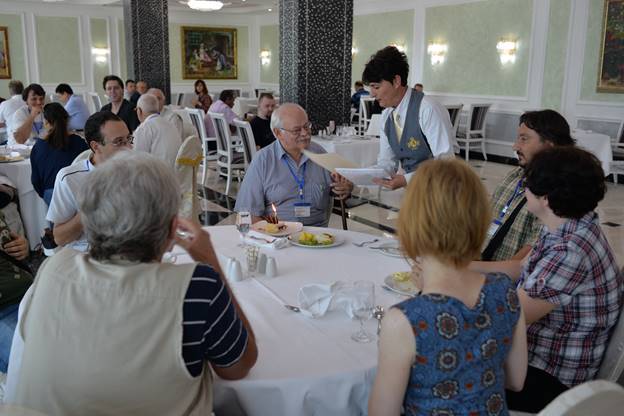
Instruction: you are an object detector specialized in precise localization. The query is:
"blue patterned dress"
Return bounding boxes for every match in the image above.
[395,273,520,416]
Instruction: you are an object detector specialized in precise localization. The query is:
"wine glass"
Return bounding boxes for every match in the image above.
[236,211,251,247]
[351,281,375,343]
[327,120,335,135]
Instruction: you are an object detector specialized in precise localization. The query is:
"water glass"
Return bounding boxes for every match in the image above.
[236,211,251,247]
[245,245,260,277]
[351,281,375,343]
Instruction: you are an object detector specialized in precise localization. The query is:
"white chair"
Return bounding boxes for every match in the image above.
[536,380,624,416]
[185,108,217,185]
[365,114,382,137]
[445,104,464,153]
[88,92,103,112]
[208,111,246,196]
[232,119,257,167]
[358,97,375,135]
[175,135,203,224]
[597,286,624,382]
[456,103,490,161]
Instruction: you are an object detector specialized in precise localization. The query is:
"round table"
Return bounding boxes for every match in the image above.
[173,225,409,416]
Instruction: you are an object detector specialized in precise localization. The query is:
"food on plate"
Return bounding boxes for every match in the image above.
[392,271,411,282]
[298,231,335,246]
[265,222,287,234]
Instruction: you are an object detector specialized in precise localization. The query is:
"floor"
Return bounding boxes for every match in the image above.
[198,159,624,267]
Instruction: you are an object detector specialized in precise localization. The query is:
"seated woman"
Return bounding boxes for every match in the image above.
[369,159,527,416]
[30,102,89,206]
[471,147,624,413]
[7,152,257,414]
[192,79,212,113]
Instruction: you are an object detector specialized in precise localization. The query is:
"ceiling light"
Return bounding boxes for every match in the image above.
[188,0,224,11]
[268,8,272,11]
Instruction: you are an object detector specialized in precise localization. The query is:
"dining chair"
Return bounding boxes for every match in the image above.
[535,380,624,416]
[175,135,203,224]
[88,92,103,113]
[597,276,624,383]
[232,119,257,167]
[358,97,375,136]
[455,103,491,161]
[185,108,217,185]
[208,111,246,196]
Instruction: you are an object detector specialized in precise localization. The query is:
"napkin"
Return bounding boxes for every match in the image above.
[297,282,366,319]
[243,230,289,250]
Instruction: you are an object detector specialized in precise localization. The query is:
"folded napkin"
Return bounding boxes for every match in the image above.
[243,230,289,250]
[297,282,369,318]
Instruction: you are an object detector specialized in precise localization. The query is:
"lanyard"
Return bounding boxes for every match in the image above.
[495,179,524,222]
[282,158,307,200]
[30,111,41,137]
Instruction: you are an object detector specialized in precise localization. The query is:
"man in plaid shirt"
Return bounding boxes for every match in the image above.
[482,110,574,261]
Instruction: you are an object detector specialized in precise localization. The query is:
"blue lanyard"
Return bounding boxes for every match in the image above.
[282,158,307,200]
[495,179,524,221]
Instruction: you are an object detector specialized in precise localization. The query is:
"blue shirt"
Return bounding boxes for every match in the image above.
[351,89,369,109]
[30,134,90,198]
[64,95,91,131]
[234,140,332,226]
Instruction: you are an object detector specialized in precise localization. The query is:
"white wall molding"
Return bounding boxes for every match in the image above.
[0,1,122,18]
[526,0,549,108]
[560,0,587,127]
[19,13,31,85]
[109,17,121,83]
[411,4,425,86]
[25,13,39,84]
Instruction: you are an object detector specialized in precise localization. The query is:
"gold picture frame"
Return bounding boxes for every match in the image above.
[0,27,11,79]
[181,26,238,80]
[597,0,624,93]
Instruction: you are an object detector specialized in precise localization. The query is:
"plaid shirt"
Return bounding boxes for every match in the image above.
[486,167,541,260]
[518,212,623,387]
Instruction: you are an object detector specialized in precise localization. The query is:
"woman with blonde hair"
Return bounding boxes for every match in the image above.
[369,159,527,416]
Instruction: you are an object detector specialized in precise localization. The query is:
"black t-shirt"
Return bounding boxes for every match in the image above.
[250,116,275,149]
[101,99,140,132]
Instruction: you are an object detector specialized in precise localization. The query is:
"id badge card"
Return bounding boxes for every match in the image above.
[294,202,311,218]
[486,220,502,238]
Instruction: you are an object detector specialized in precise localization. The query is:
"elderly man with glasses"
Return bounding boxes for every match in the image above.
[235,103,352,227]
[47,111,133,251]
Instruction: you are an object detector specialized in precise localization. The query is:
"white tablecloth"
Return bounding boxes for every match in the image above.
[172,225,407,416]
[572,130,612,176]
[312,135,380,168]
[0,159,47,249]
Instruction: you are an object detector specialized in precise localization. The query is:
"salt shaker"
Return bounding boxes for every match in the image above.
[230,259,244,282]
[257,253,267,274]
[265,257,278,277]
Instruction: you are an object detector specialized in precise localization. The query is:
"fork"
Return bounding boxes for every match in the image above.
[352,238,379,247]
[249,235,277,244]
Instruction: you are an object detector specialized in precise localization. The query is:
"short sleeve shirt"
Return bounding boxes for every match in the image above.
[8,106,47,146]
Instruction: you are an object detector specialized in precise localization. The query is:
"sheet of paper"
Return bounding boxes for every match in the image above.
[302,150,358,171]
[335,168,388,186]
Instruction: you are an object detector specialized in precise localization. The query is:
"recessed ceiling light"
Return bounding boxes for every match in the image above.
[268,8,272,11]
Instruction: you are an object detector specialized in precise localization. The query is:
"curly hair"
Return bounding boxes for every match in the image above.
[362,46,409,86]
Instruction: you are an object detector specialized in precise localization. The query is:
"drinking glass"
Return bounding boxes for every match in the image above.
[245,245,259,278]
[327,120,335,135]
[236,211,251,247]
[351,281,375,343]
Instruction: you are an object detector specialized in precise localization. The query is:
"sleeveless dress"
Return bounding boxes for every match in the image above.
[395,272,520,416]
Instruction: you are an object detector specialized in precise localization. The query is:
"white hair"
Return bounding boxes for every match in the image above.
[270,102,305,132]
[137,93,160,115]
[147,88,165,111]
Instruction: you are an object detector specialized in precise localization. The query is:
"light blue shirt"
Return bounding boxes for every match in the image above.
[64,94,90,131]
[234,140,332,227]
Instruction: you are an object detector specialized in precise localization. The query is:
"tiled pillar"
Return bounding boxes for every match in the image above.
[279,0,354,130]
[122,0,171,102]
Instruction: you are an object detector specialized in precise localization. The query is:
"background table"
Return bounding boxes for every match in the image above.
[172,225,408,416]
[0,159,47,250]
[572,130,613,176]
[312,135,380,168]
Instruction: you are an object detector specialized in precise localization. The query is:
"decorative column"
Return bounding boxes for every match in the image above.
[279,0,354,130]
[122,0,171,102]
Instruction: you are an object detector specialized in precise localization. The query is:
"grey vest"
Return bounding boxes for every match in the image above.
[384,89,432,173]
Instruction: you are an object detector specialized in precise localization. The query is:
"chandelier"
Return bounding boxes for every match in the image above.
[187,0,224,11]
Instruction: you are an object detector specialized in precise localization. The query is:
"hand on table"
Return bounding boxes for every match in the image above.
[372,174,407,190]
[330,172,353,201]
[4,232,29,261]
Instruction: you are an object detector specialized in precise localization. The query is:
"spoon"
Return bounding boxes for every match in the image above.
[373,306,385,336]
[352,238,379,247]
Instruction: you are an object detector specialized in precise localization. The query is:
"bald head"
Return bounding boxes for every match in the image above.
[270,103,306,131]
[271,103,311,157]
[147,88,165,111]
[136,93,160,122]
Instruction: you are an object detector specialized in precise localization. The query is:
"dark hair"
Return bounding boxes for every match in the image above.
[55,83,73,95]
[8,80,23,96]
[220,89,235,102]
[362,46,409,86]
[22,83,45,101]
[524,147,605,219]
[258,92,274,103]
[354,81,364,88]
[519,110,575,146]
[415,83,423,88]
[194,79,207,95]
[43,103,70,150]
[84,111,122,145]
[125,79,135,86]
[102,75,124,90]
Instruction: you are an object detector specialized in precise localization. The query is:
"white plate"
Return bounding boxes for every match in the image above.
[289,231,344,248]
[369,241,403,258]
[252,221,303,237]
[384,273,419,296]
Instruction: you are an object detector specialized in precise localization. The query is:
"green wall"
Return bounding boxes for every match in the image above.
[423,0,532,97]
[0,14,26,97]
[169,23,249,85]
[260,24,279,84]
[542,0,571,110]
[352,11,414,86]
[91,18,109,97]
[580,0,623,102]
[36,16,82,84]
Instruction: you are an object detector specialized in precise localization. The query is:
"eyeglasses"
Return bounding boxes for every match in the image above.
[109,135,134,147]
[279,122,312,136]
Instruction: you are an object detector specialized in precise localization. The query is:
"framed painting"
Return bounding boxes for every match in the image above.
[0,27,10,79]
[181,26,237,80]
[597,0,624,93]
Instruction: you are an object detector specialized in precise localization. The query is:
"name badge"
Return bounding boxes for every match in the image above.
[486,219,502,239]
[294,202,311,218]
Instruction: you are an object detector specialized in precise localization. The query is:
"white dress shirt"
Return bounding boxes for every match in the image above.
[133,113,181,168]
[0,94,25,125]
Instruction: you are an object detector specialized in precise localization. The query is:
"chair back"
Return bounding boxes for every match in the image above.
[537,380,624,416]
[358,97,375,134]
[175,135,202,223]
[186,108,209,141]
[233,119,257,166]
[365,114,382,137]
[445,104,464,137]
[597,273,624,382]
[208,111,233,160]
[467,104,491,135]
[88,92,102,112]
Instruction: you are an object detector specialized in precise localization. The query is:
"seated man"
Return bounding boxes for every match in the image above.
[101,75,140,132]
[0,80,24,132]
[47,111,133,251]
[482,110,575,261]
[249,93,276,149]
[6,152,257,413]
[471,147,624,413]
[124,79,136,101]
[351,80,369,110]
[235,103,352,227]
[130,80,148,105]
[8,83,47,145]
[147,87,184,142]
[55,83,90,131]
[134,93,181,168]
[204,89,239,138]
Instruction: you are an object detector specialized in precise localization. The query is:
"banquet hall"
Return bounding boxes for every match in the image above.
[0,0,623,415]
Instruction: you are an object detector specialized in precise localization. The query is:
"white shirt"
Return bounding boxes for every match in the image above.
[8,106,47,146]
[161,106,185,142]
[46,158,93,252]
[0,94,25,126]
[376,90,455,183]
[133,113,181,168]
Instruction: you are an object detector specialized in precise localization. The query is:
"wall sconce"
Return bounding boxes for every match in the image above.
[260,49,271,66]
[390,43,406,53]
[91,47,110,64]
[351,46,358,55]
[496,40,517,64]
[427,43,447,65]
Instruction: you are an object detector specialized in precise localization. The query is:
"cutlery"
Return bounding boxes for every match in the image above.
[381,284,412,297]
[249,235,277,244]
[373,306,385,336]
[284,304,301,313]
[352,238,379,247]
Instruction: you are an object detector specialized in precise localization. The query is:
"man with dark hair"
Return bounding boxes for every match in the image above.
[130,80,148,105]
[482,109,575,261]
[55,83,90,131]
[250,93,276,149]
[47,111,133,251]
[351,80,369,109]
[124,79,136,101]
[8,84,46,145]
[100,75,140,132]
[0,80,24,132]
[362,46,454,190]
[413,83,424,92]
[204,89,239,137]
